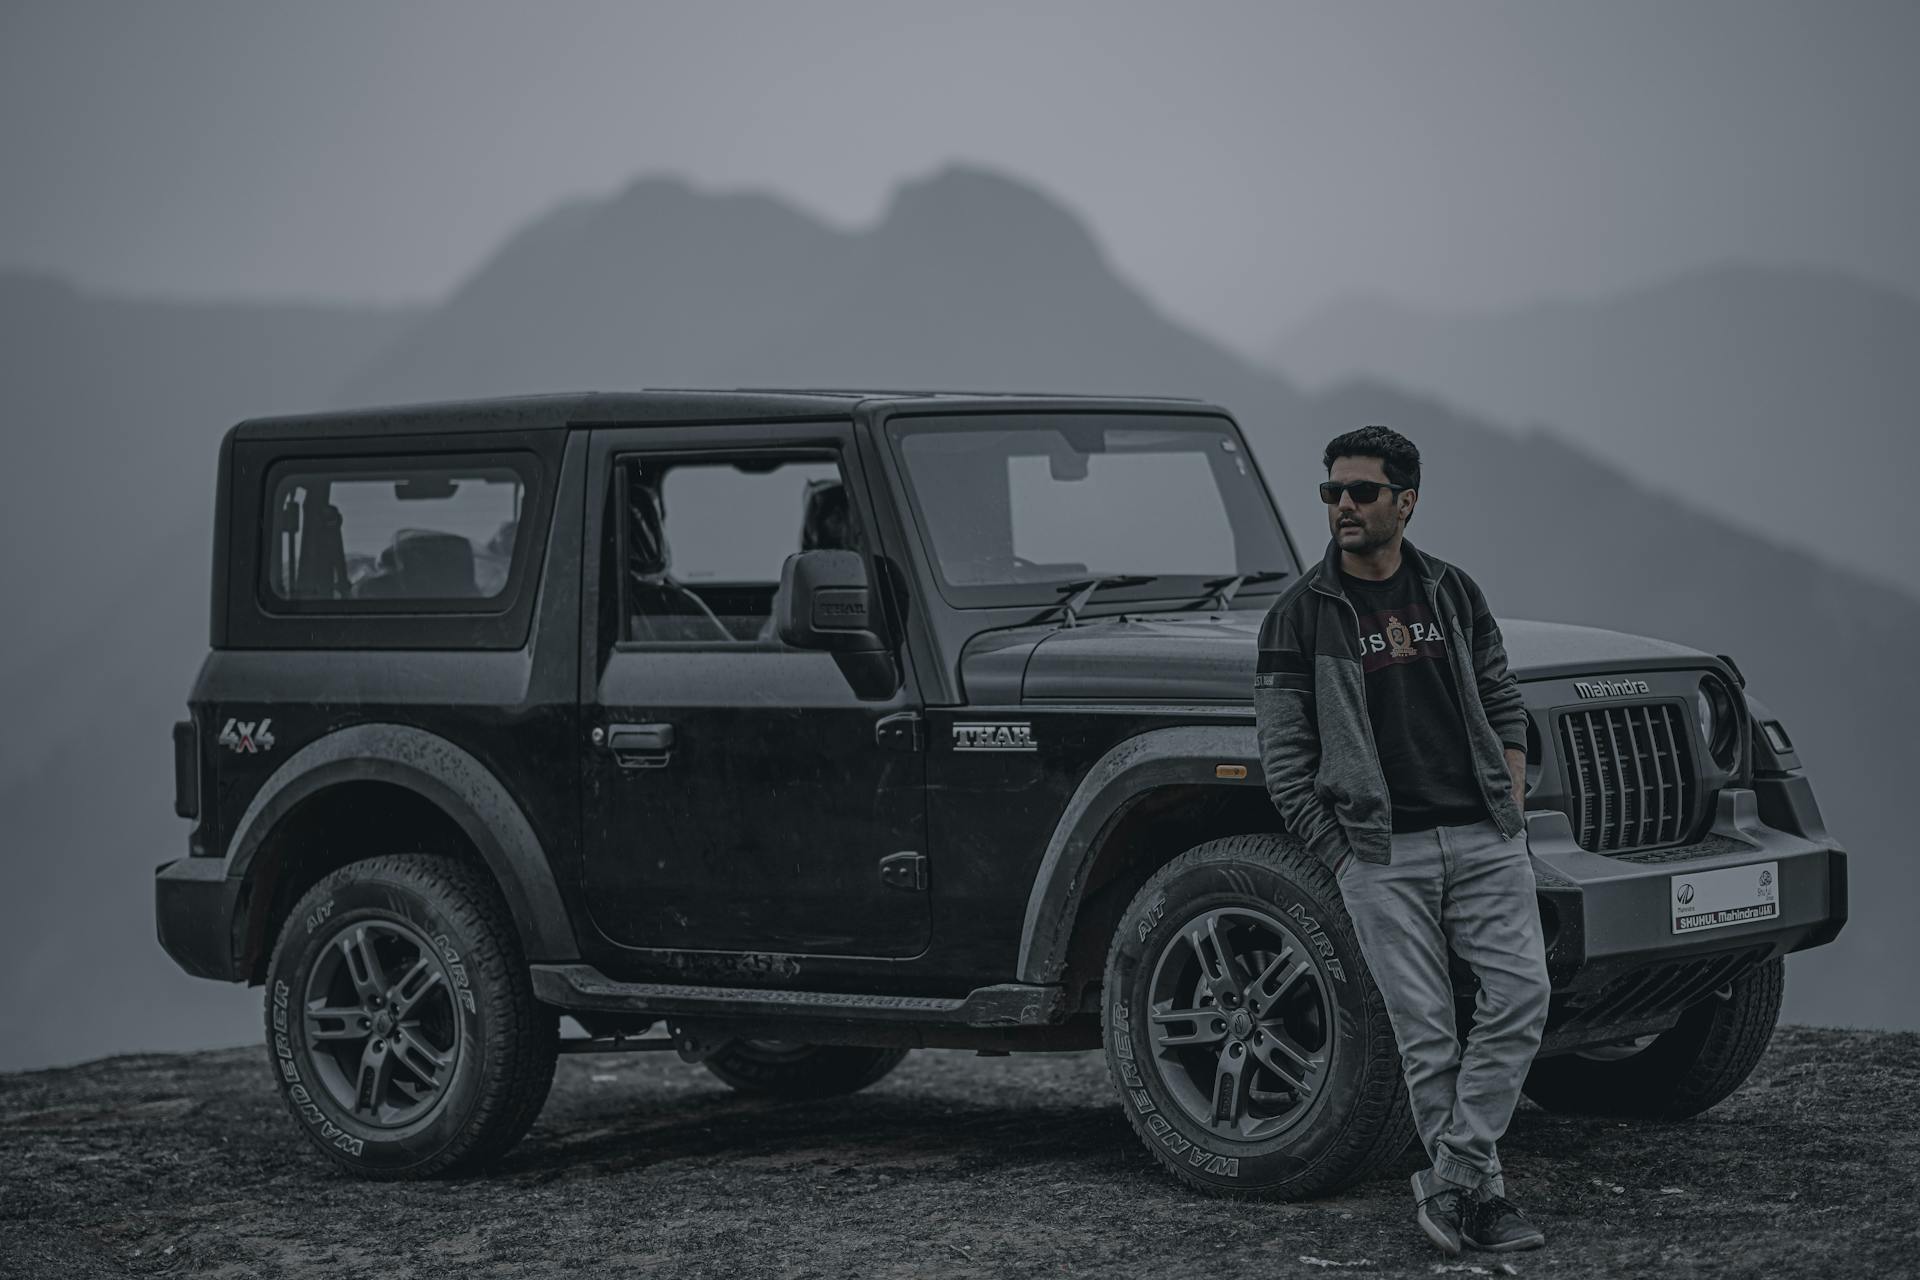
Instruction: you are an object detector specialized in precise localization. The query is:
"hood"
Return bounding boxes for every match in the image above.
[1001,611,1716,703]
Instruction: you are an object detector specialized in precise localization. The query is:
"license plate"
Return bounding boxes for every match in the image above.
[1671,861,1780,934]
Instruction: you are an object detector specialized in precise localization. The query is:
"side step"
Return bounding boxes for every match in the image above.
[530,964,1069,1028]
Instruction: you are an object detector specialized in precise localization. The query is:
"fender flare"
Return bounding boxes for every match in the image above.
[224,722,578,964]
[1016,723,1264,985]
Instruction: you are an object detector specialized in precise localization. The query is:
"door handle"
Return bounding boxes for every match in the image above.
[606,722,675,769]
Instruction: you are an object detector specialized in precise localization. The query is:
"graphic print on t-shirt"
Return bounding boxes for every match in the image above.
[1351,597,1448,675]
[1340,563,1486,831]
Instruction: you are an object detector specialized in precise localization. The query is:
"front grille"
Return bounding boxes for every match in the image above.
[1559,703,1695,852]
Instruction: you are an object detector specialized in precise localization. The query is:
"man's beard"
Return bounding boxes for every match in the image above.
[1338,517,1390,551]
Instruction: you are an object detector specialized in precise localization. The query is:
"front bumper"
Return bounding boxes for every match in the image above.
[1521,785,1846,1049]
[155,856,247,981]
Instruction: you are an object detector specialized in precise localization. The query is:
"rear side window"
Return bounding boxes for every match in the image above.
[262,455,536,612]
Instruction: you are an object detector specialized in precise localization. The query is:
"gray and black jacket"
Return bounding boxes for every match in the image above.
[1253,534,1530,870]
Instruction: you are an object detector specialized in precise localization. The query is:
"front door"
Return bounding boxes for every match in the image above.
[579,425,930,958]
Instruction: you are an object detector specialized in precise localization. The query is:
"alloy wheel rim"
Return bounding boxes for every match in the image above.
[302,917,462,1128]
[1145,904,1336,1143]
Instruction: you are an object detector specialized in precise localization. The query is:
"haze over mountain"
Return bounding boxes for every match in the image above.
[0,273,427,1069]
[0,166,1908,1070]
[341,169,1282,411]
[1271,264,1920,595]
[0,272,426,673]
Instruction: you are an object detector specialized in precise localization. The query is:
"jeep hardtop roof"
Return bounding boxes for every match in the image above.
[229,388,1217,441]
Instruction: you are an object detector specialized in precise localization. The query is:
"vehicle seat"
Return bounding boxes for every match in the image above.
[762,479,855,641]
[290,500,350,600]
[352,529,479,599]
[473,518,518,596]
[627,482,732,642]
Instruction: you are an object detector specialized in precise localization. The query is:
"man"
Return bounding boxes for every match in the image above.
[1252,425,1551,1255]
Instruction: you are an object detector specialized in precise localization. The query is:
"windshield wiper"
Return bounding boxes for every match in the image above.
[1196,570,1292,611]
[1050,574,1160,628]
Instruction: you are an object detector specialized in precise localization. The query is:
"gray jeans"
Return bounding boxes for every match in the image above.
[1335,816,1551,1196]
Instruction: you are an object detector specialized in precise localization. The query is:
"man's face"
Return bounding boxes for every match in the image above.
[1327,455,1413,553]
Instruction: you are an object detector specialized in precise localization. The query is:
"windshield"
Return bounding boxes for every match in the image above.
[887,413,1294,606]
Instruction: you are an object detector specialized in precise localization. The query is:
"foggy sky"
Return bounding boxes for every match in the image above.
[3,0,1917,355]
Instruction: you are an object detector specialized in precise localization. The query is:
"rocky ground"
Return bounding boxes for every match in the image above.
[0,1023,1913,1279]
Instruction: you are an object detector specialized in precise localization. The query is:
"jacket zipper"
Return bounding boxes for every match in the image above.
[1430,565,1519,837]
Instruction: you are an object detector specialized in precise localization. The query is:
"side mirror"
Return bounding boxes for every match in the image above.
[777,550,887,652]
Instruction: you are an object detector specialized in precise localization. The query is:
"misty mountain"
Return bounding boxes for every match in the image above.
[1270,263,1920,595]
[341,168,1286,411]
[1,168,1910,1070]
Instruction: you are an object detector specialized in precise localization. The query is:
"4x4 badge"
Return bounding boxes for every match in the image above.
[218,717,275,754]
[952,722,1036,752]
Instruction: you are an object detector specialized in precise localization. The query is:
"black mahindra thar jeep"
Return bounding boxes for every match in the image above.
[155,391,1848,1193]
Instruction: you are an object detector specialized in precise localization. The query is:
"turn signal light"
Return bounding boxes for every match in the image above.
[1215,764,1248,779]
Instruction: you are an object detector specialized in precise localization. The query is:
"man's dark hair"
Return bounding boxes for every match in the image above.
[1323,425,1421,491]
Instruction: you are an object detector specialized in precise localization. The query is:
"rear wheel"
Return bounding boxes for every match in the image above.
[703,1039,910,1099]
[1521,955,1783,1120]
[264,853,558,1178]
[1101,833,1413,1199]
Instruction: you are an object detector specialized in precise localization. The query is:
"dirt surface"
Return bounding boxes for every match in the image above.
[1,1023,1913,1279]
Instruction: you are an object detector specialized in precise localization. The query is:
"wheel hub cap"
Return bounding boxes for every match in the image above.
[1143,904,1337,1143]
[301,917,462,1129]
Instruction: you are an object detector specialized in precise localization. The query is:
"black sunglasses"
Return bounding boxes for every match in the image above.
[1319,480,1411,505]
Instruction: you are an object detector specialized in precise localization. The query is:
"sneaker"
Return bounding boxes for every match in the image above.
[1410,1170,1468,1255]
[1462,1188,1546,1252]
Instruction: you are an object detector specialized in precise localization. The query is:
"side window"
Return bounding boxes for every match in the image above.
[264,456,533,611]
[620,452,861,644]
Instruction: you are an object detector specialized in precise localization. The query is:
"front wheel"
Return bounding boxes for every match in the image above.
[264,853,558,1178]
[1521,955,1783,1120]
[703,1040,910,1099]
[1102,833,1412,1199]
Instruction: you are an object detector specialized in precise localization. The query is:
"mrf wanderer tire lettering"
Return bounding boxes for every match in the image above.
[1102,832,1413,1199]
[264,853,558,1179]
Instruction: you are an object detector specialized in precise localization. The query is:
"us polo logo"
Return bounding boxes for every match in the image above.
[952,722,1037,752]
[217,717,275,754]
[1574,678,1652,700]
[1384,615,1418,658]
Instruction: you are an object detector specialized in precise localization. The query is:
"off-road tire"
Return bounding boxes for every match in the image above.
[264,853,559,1178]
[1521,955,1784,1120]
[703,1041,910,1099]
[1101,832,1413,1199]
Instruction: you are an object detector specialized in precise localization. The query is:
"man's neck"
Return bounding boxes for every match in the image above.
[1340,539,1403,582]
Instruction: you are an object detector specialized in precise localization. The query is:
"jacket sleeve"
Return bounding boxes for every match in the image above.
[1253,598,1352,867]
[1464,571,1529,755]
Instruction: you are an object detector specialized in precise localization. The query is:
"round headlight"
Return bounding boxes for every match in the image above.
[1697,674,1739,769]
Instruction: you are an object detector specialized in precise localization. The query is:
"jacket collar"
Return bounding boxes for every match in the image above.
[1310,532,1444,604]
[1313,533,1443,629]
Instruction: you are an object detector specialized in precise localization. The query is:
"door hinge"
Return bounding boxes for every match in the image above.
[879,851,928,892]
[875,710,924,752]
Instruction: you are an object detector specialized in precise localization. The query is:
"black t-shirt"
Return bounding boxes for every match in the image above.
[1337,556,1490,833]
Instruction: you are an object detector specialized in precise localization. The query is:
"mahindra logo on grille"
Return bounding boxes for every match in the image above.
[1573,678,1651,700]
[952,722,1037,752]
